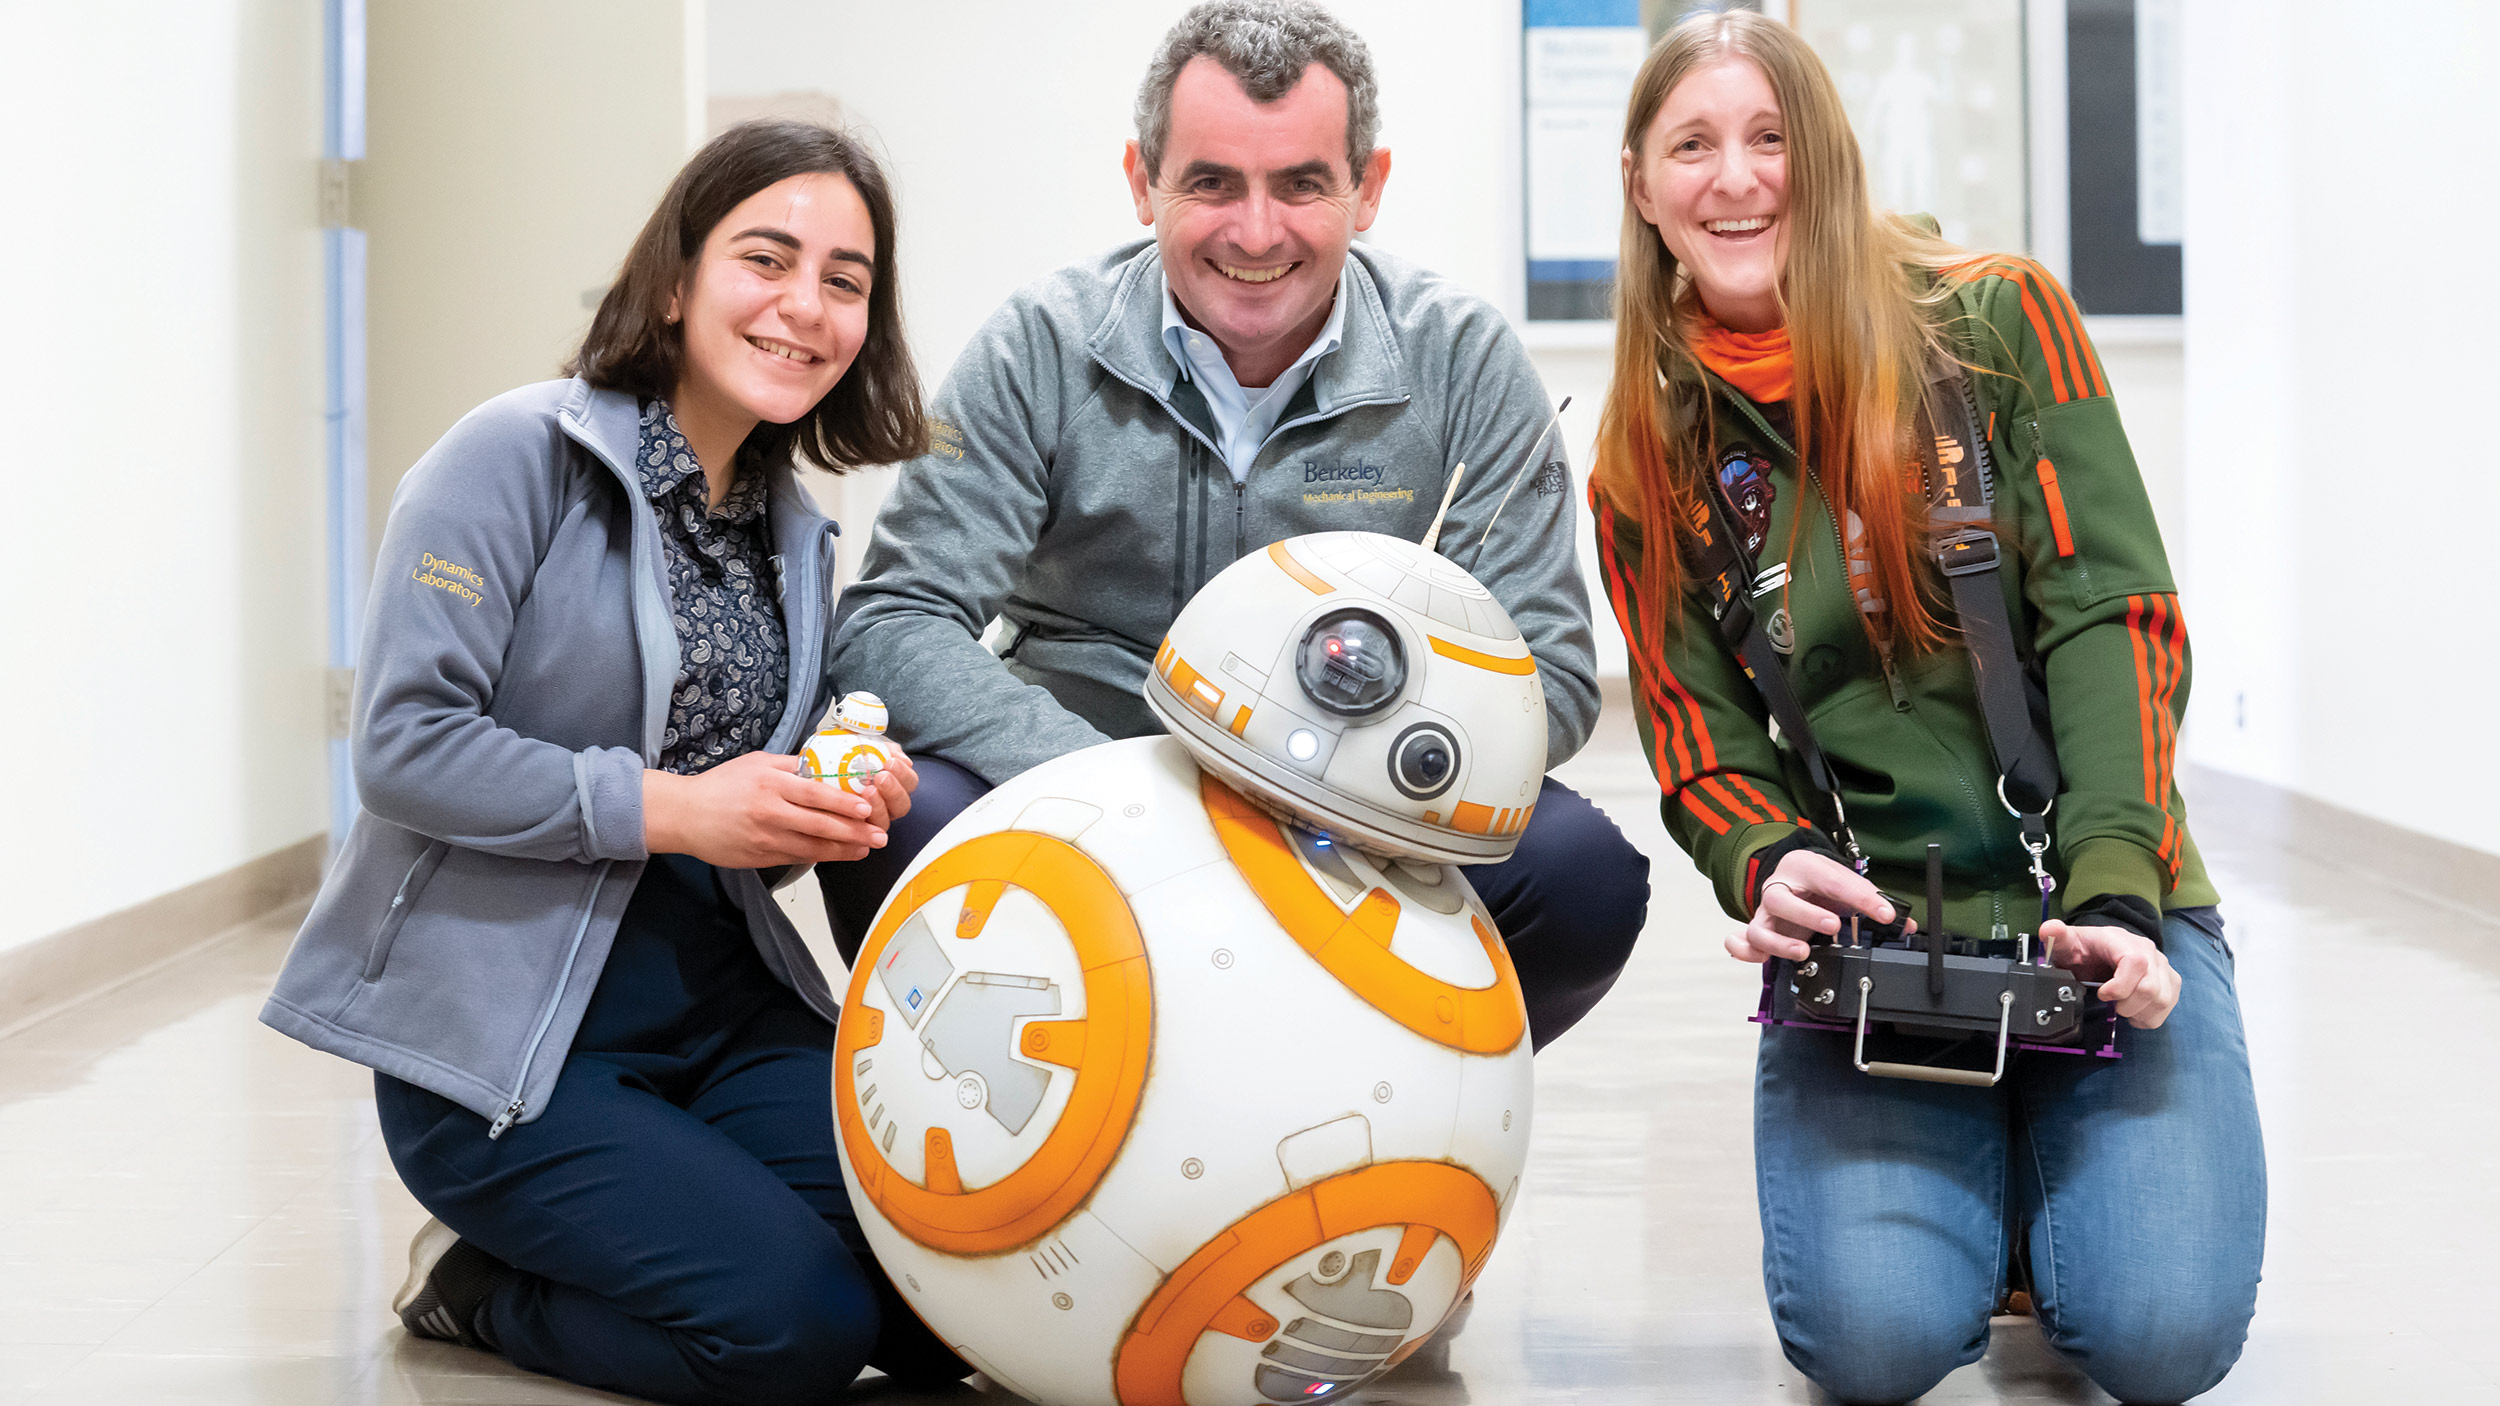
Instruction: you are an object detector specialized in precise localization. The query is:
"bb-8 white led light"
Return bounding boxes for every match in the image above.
[1144,531,1547,866]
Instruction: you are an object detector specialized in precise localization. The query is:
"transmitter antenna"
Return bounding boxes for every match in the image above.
[1468,396,1572,569]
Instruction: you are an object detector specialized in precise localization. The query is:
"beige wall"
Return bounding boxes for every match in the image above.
[361,0,705,550]
[0,0,329,953]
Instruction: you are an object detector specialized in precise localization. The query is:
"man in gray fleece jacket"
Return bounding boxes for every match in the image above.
[825,0,1647,1047]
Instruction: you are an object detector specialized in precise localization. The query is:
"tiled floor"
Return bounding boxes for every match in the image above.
[2,707,2493,1404]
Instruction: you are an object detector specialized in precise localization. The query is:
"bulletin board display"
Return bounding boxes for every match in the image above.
[1523,0,2030,321]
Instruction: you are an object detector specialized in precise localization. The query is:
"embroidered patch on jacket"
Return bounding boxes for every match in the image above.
[1300,459,1413,507]
[1716,445,1777,553]
[413,551,484,606]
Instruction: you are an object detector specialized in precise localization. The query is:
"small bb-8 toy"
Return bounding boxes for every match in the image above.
[830,534,1544,1406]
[802,691,901,797]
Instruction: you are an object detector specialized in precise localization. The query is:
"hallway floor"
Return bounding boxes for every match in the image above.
[1,706,2490,1404]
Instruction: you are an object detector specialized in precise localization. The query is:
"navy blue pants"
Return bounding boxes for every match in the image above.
[376,854,966,1406]
[821,757,1650,1052]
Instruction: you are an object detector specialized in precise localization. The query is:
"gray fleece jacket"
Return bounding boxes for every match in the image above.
[832,239,1599,783]
[259,379,845,1135]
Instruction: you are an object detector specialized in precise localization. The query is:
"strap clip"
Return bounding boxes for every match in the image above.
[1935,528,2001,577]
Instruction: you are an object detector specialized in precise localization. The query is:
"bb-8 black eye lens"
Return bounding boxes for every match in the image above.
[1295,609,1405,717]
[1390,723,1460,800]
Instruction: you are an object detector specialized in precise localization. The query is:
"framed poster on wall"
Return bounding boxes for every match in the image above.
[1521,0,2180,322]
[1522,0,1649,320]
[1794,0,2029,255]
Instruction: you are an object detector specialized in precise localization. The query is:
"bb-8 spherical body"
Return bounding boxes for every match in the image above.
[833,737,1531,1404]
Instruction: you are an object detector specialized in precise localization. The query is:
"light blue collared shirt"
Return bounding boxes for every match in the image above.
[1160,268,1348,484]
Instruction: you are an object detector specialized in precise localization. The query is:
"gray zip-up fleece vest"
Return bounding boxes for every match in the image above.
[260,379,844,1135]
[831,239,1600,785]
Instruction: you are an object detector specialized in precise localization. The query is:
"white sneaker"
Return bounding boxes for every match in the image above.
[393,1217,501,1347]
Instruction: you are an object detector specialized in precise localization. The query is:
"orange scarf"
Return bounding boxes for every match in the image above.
[1690,315,1794,403]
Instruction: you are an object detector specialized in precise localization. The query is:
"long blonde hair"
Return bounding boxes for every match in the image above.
[1591,8,1962,652]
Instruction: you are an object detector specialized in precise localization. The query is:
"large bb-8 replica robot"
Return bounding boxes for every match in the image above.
[832,532,1543,1405]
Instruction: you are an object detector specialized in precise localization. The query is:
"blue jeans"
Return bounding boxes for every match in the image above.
[1753,910,2265,1404]
[821,757,1650,1052]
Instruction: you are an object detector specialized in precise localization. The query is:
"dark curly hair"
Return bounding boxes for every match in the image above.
[1134,0,1379,183]
[567,120,924,471]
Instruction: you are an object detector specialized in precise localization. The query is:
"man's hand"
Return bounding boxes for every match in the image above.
[643,753,889,869]
[2040,920,2181,1029]
[1733,849,1907,964]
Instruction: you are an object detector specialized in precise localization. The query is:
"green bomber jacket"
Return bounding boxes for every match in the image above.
[1592,256,2217,940]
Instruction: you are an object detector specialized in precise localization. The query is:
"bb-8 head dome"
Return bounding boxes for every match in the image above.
[832,735,1532,1406]
[1144,532,1545,866]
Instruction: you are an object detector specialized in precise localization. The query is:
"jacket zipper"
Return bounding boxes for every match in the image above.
[509,394,809,1140]
[487,402,665,1140]
[1234,479,1247,563]
[487,862,609,1139]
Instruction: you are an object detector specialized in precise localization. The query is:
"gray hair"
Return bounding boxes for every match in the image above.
[1134,0,1380,184]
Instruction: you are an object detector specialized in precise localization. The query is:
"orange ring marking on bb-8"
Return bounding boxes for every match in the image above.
[1426,635,1536,676]
[1154,637,1226,722]
[833,830,1153,1255]
[1266,540,1336,594]
[1110,1161,1501,1406]
[835,741,888,785]
[1201,774,1527,1055]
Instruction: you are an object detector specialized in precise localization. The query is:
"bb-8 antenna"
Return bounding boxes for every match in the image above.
[1419,460,1468,553]
[1467,395,1572,570]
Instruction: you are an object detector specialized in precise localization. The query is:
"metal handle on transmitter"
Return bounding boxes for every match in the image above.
[1850,977,2016,1087]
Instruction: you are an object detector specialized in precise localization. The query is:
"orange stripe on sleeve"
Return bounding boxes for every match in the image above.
[2126,594,2193,881]
[2151,598,2189,876]
[1597,502,1725,778]
[1594,500,1728,834]
[1653,654,1722,772]
[2041,274,2110,398]
[1729,775,1791,823]
[1953,258,2085,405]
[2029,266,2101,402]
[1997,266,2074,403]
[1593,494,1800,840]
[2125,596,2163,806]
[1699,775,1765,827]
[2149,596,2178,796]
[1594,504,1696,781]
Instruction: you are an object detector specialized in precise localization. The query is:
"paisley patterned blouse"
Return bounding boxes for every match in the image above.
[637,400,789,776]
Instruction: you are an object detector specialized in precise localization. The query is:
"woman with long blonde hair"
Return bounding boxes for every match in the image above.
[1592,11,2263,1402]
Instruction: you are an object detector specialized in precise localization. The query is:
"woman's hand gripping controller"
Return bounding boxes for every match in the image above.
[1733,848,1910,965]
[2039,921,2182,1029]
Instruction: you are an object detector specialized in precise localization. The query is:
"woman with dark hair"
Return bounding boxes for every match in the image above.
[260,121,966,1403]
[1591,12,2263,1405]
